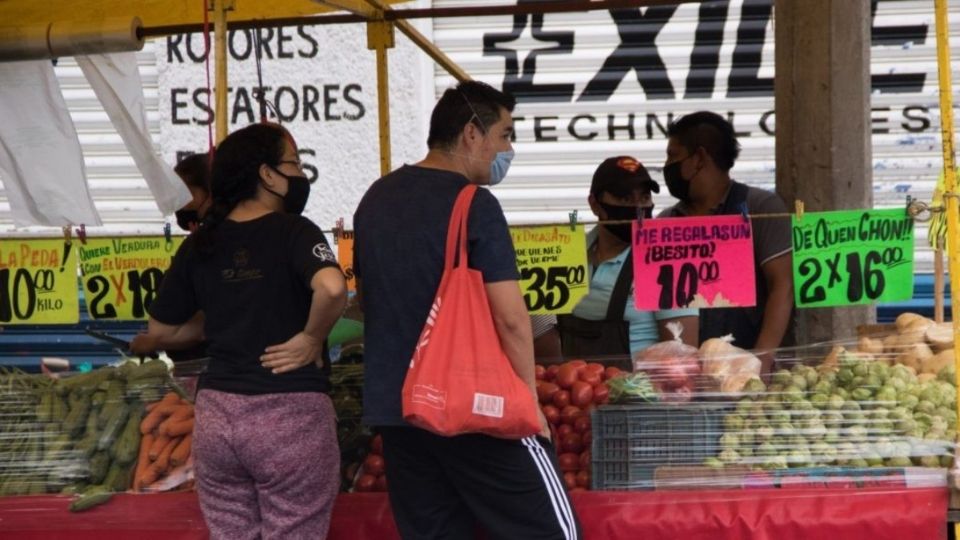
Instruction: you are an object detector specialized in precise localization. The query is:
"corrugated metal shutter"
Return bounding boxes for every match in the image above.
[433,0,960,273]
[0,42,169,236]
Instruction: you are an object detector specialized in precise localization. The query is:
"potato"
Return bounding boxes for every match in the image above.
[925,323,955,353]
[896,312,930,332]
[918,373,938,384]
[922,349,956,375]
[895,343,934,372]
[857,336,885,355]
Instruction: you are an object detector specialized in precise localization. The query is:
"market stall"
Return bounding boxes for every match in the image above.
[1,0,960,539]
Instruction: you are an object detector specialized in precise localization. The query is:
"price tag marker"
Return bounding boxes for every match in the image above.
[79,237,183,320]
[338,231,356,293]
[510,225,589,314]
[791,208,914,308]
[0,239,79,324]
[632,215,757,310]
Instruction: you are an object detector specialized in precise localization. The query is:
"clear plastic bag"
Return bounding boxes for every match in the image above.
[632,322,700,402]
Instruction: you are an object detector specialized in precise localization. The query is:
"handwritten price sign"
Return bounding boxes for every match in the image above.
[632,215,757,310]
[0,239,79,324]
[79,237,183,320]
[792,209,914,308]
[510,225,589,314]
[337,231,356,293]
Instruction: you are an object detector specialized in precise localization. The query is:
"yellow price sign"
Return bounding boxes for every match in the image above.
[79,237,183,321]
[0,239,79,324]
[510,225,589,314]
[338,231,356,293]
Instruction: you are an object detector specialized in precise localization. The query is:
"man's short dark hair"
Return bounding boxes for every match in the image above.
[427,81,516,150]
[667,111,741,172]
[174,152,211,192]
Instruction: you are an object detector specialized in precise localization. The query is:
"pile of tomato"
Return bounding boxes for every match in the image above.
[536,360,624,491]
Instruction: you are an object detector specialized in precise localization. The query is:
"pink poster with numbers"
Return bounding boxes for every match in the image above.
[632,215,757,310]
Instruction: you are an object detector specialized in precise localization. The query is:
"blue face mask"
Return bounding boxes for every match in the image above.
[489,149,515,186]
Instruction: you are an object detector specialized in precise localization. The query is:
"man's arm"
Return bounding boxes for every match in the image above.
[754,253,794,372]
[486,280,550,438]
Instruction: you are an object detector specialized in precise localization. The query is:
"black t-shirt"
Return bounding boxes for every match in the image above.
[354,165,520,426]
[149,212,340,395]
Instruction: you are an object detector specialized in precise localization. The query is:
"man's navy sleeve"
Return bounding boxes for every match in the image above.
[466,188,520,283]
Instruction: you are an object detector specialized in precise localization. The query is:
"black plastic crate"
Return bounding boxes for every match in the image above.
[591,402,733,490]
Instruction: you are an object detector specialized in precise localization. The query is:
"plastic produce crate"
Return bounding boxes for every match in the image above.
[591,402,733,491]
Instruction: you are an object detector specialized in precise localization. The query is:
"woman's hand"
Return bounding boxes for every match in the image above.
[260,332,324,374]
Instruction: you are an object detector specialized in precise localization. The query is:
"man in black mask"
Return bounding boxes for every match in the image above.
[659,111,793,372]
[557,156,698,358]
[173,153,212,232]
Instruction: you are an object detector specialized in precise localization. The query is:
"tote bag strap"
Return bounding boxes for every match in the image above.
[443,184,478,271]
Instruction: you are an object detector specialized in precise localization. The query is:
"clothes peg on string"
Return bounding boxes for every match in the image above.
[794,200,805,222]
[75,223,87,244]
[737,202,750,223]
[635,205,645,227]
[568,210,578,232]
[164,222,173,247]
[333,217,344,244]
[61,226,73,273]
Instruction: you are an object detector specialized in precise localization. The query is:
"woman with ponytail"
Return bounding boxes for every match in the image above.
[139,123,347,539]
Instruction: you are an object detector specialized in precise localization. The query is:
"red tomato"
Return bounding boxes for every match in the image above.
[570,381,594,407]
[541,404,560,425]
[355,474,377,492]
[535,365,546,380]
[555,364,580,389]
[604,367,624,381]
[545,365,560,381]
[537,381,560,404]
[579,451,592,469]
[560,405,582,425]
[568,360,588,372]
[556,424,573,438]
[575,470,591,488]
[570,487,587,493]
[370,434,384,456]
[573,415,591,434]
[579,371,602,386]
[558,453,580,472]
[552,390,571,409]
[563,472,578,490]
[582,431,592,447]
[592,383,610,405]
[583,363,605,379]
[363,454,385,476]
[374,475,388,492]
[560,432,583,454]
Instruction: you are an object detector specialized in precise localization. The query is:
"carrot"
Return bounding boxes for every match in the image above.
[170,435,192,467]
[162,418,195,438]
[145,402,158,412]
[141,402,181,434]
[134,433,154,491]
[153,436,179,473]
[148,433,171,461]
[140,466,159,489]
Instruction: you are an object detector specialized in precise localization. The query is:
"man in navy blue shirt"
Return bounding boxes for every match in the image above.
[354,81,581,540]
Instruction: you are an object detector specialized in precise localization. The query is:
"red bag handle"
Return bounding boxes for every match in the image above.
[444,185,478,271]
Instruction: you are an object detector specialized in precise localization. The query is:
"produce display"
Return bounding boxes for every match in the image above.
[0,360,183,511]
[707,313,957,472]
[535,360,622,491]
[351,434,387,493]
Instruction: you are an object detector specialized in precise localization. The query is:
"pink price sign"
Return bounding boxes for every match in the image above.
[632,215,757,310]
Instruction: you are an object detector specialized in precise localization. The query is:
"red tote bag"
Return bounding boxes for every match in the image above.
[401,185,540,438]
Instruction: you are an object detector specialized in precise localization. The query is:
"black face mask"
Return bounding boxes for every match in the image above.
[598,202,652,244]
[264,168,311,215]
[175,209,200,232]
[663,157,692,203]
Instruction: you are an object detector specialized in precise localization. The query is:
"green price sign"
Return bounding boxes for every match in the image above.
[791,209,914,308]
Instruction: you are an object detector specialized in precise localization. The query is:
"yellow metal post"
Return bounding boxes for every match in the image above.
[934,0,960,531]
[213,0,229,144]
[367,19,394,176]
